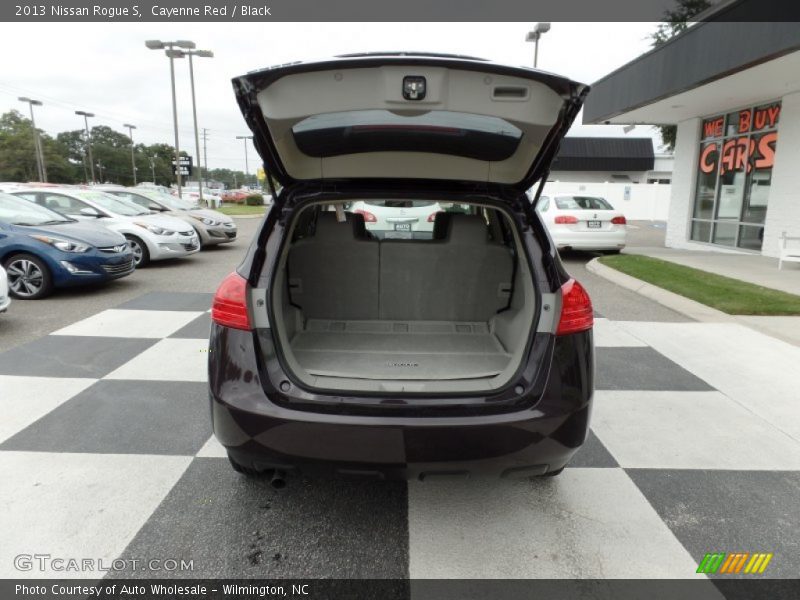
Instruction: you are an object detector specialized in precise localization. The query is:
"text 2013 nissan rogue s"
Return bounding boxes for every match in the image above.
[208,53,594,484]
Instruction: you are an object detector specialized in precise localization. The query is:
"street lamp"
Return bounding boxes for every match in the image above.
[75,110,95,183]
[236,135,253,189]
[145,39,196,198]
[123,123,137,185]
[168,48,214,205]
[19,97,46,182]
[525,22,551,68]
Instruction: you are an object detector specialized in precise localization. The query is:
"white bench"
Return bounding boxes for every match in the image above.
[779,232,800,270]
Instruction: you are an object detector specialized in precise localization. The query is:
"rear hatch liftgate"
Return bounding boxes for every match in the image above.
[232,55,588,409]
[232,53,589,199]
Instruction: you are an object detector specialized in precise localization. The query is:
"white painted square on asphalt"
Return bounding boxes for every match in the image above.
[196,435,227,458]
[51,309,204,339]
[408,469,705,579]
[592,318,648,347]
[616,321,800,441]
[0,451,191,578]
[104,338,208,382]
[592,391,800,470]
[0,376,96,444]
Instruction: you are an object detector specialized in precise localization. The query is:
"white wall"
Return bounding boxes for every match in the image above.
[665,118,702,250]
[763,91,800,258]
[542,181,672,220]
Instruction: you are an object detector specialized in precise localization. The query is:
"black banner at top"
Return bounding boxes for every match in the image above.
[3,0,800,22]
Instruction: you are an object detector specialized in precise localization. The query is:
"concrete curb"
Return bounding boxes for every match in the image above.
[586,257,734,323]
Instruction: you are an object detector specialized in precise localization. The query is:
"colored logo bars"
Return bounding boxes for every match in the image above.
[697,552,773,574]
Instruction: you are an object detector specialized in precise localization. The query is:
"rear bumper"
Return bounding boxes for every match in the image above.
[208,325,594,480]
[551,228,626,251]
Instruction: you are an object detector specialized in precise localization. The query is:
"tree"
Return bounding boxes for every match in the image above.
[649,0,711,151]
[0,110,78,183]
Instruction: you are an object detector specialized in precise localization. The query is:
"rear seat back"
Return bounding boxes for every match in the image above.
[379,214,513,321]
[288,212,380,320]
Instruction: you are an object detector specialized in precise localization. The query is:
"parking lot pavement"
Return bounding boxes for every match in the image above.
[0,216,263,352]
[2,278,799,581]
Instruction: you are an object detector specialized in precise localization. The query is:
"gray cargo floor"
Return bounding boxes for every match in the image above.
[290,319,511,380]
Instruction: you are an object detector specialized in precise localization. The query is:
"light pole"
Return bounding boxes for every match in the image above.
[147,155,156,183]
[236,135,253,189]
[145,39,195,198]
[75,110,95,183]
[19,97,46,182]
[525,22,551,68]
[169,48,213,205]
[123,123,137,185]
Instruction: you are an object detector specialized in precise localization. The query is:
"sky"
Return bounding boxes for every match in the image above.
[0,22,661,174]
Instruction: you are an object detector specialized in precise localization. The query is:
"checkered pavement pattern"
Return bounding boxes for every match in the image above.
[1,291,799,581]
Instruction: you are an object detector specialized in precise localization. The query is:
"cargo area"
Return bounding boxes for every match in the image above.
[268,202,538,393]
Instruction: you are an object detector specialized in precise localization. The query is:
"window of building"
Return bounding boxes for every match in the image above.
[689,101,780,251]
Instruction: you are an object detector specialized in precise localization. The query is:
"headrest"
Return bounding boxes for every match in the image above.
[432,211,452,240]
[446,214,489,244]
[313,211,367,241]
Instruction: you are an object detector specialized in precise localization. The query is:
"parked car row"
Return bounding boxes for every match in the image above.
[0,184,237,300]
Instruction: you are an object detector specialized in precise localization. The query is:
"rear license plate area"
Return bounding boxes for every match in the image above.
[394,223,411,231]
[587,220,602,229]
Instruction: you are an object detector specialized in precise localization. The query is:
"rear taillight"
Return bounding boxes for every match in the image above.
[556,278,593,336]
[427,211,443,222]
[611,216,627,225]
[211,272,251,331]
[554,215,579,224]
[354,209,377,223]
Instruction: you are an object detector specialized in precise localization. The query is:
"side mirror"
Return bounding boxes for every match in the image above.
[148,203,165,212]
[79,207,101,218]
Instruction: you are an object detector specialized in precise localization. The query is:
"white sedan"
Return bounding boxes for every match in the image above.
[535,194,627,252]
[348,200,444,239]
[13,188,200,267]
[0,265,10,313]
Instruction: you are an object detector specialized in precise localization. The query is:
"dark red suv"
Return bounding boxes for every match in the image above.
[208,54,594,485]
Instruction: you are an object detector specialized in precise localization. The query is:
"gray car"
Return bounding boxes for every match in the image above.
[103,188,237,247]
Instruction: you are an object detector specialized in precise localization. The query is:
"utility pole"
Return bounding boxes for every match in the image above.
[201,128,209,190]
[145,39,196,198]
[148,156,156,183]
[19,97,46,182]
[236,135,253,189]
[75,110,95,183]
[124,123,137,185]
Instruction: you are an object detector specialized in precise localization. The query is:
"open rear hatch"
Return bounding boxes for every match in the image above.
[233,55,588,398]
[232,53,588,192]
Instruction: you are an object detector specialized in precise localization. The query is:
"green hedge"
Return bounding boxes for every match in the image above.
[244,194,264,206]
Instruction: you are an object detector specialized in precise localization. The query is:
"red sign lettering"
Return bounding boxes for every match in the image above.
[703,117,724,139]
[738,110,751,134]
[755,132,778,169]
[699,143,718,174]
[751,104,781,132]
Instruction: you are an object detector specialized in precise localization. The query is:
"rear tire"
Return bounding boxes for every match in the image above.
[3,253,53,299]
[125,235,150,267]
[228,454,264,477]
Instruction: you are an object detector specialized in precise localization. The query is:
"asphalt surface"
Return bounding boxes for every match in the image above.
[0,216,263,351]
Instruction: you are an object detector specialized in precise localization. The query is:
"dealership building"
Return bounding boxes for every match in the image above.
[583,1,800,257]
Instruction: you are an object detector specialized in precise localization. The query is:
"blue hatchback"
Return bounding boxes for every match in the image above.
[0,192,135,299]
